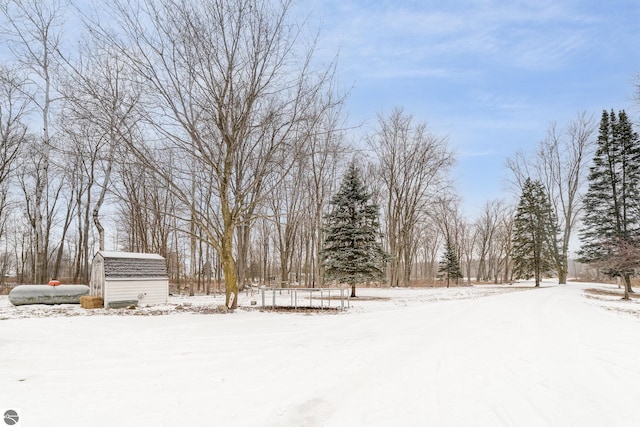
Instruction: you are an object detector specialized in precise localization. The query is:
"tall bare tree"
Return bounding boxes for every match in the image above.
[507,113,594,284]
[496,204,515,283]
[57,42,141,284]
[458,218,477,283]
[369,107,454,287]
[270,164,305,287]
[62,44,140,248]
[0,67,31,285]
[1,0,67,282]
[301,114,346,287]
[474,200,507,282]
[87,0,340,308]
[0,66,29,240]
[115,152,180,257]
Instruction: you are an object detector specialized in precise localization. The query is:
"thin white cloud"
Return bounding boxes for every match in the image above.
[300,0,639,216]
[310,0,603,80]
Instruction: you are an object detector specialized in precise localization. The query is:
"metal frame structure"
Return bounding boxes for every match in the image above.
[259,287,350,310]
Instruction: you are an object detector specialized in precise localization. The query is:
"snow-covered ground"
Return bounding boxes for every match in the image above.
[1,281,640,427]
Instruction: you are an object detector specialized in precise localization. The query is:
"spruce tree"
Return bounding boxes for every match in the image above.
[322,163,389,297]
[580,109,640,299]
[438,240,463,288]
[511,178,558,287]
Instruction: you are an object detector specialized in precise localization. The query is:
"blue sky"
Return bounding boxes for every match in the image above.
[1,0,637,218]
[299,0,640,216]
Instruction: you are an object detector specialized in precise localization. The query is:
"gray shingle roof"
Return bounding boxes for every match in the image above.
[99,252,168,278]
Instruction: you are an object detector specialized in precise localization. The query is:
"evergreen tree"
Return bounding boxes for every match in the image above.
[322,163,389,297]
[438,240,463,288]
[511,178,558,286]
[579,109,640,299]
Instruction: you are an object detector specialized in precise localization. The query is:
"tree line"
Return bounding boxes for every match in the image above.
[0,0,638,306]
[506,109,640,299]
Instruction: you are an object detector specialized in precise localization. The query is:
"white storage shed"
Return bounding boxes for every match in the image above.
[90,251,169,308]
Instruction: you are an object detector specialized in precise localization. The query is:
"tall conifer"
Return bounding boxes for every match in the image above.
[580,109,640,299]
[512,178,558,286]
[322,163,389,297]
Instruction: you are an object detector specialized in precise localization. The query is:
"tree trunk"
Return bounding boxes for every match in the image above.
[51,188,75,280]
[205,243,212,296]
[92,129,116,253]
[262,234,269,287]
[222,221,238,309]
[558,268,567,285]
[351,283,356,298]
[236,221,251,291]
[623,273,632,300]
[93,208,105,252]
[189,227,196,297]
[82,186,92,282]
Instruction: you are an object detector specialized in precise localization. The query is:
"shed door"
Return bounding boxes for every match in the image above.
[90,258,105,298]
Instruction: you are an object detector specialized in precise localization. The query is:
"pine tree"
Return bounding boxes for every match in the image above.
[322,163,389,297]
[579,109,640,299]
[438,240,463,288]
[511,178,558,287]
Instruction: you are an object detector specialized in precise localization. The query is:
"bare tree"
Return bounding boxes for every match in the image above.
[269,133,345,289]
[588,238,640,300]
[474,200,508,282]
[507,113,595,284]
[458,219,477,283]
[253,216,274,287]
[538,114,595,283]
[0,66,31,285]
[0,67,29,237]
[369,107,454,287]
[87,0,340,308]
[270,165,305,287]
[301,115,346,287]
[0,66,28,183]
[415,220,443,283]
[115,151,180,257]
[497,204,515,283]
[61,43,140,251]
[1,0,67,282]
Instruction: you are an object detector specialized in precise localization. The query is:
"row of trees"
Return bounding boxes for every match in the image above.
[0,0,466,308]
[1,0,638,306]
[308,105,640,296]
[506,109,640,298]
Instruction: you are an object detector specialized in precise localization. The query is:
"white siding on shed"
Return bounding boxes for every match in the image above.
[104,278,168,307]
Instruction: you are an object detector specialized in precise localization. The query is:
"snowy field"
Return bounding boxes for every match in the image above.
[1,281,640,427]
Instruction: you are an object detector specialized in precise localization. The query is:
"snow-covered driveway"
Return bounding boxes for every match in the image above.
[1,283,639,427]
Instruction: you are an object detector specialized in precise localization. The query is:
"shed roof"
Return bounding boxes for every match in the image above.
[99,251,165,260]
[95,251,168,279]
